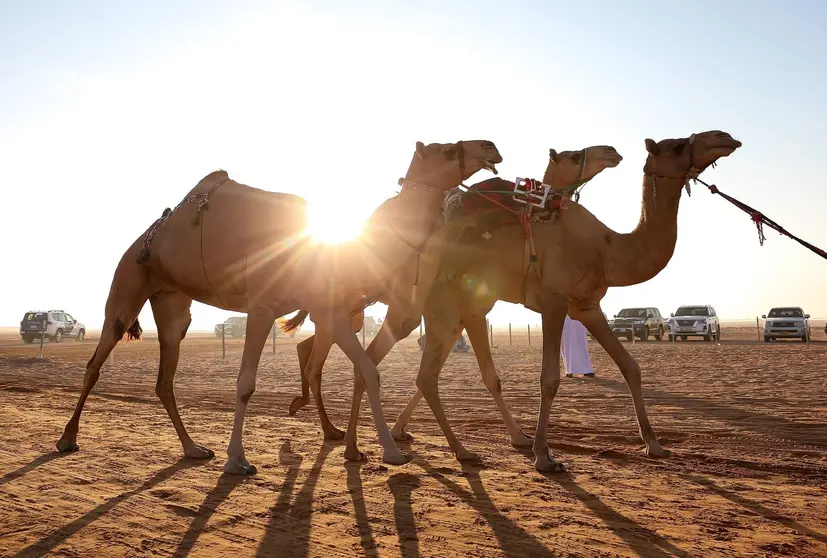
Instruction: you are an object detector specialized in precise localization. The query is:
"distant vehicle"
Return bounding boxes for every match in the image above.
[362,316,380,335]
[19,310,86,343]
[417,332,470,353]
[761,307,810,342]
[214,316,298,338]
[668,305,720,342]
[611,307,665,341]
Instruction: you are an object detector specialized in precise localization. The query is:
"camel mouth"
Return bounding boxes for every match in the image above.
[483,159,499,175]
[602,155,623,167]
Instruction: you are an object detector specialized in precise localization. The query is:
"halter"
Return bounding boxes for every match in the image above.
[643,133,702,208]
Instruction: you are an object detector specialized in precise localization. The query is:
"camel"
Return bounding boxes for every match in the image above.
[389,130,742,472]
[284,145,623,460]
[55,139,502,474]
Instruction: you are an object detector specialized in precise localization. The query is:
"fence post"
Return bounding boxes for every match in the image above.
[527,324,531,346]
[489,322,493,347]
[362,315,366,348]
[221,323,226,360]
[806,318,810,345]
[272,324,276,354]
[756,317,761,342]
[39,318,46,361]
[508,323,512,345]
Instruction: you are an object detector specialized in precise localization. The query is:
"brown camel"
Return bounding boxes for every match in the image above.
[55,139,502,474]
[285,145,623,460]
[390,130,742,472]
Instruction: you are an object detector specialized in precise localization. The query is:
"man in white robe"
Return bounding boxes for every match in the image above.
[562,315,594,377]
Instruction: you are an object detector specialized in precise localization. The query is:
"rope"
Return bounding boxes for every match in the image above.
[694,178,827,260]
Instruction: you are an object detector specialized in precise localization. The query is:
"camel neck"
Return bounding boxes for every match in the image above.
[604,173,683,286]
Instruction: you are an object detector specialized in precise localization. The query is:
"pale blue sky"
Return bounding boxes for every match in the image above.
[1,0,825,330]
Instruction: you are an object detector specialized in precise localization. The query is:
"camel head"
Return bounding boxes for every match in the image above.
[542,145,623,189]
[402,140,503,192]
[644,130,742,196]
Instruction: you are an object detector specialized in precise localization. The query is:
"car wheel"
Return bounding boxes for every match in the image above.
[76,330,85,342]
[625,333,633,342]
[764,336,771,342]
[640,326,650,342]
[654,326,663,341]
[52,329,63,343]
[716,325,722,340]
[22,335,34,344]
[801,336,808,343]
[680,335,688,342]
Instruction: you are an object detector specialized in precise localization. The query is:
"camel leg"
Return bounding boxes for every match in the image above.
[415,293,479,462]
[224,306,277,475]
[343,308,419,461]
[149,290,213,459]
[287,336,314,416]
[390,326,461,441]
[57,252,153,453]
[463,314,533,447]
[305,328,344,440]
[533,295,568,473]
[573,307,672,458]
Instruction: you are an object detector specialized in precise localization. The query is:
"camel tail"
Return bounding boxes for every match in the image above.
[127,319,143,341]
[278,311,309,334]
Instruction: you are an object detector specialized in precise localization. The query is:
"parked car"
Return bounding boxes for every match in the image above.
[611,307,665,341]
[19,310,86,343]
[761,307,810,342]
[667,305,720,342]
[214,316,248,338]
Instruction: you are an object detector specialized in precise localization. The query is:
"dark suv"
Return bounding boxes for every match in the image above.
[215,316,247,338]
[611,307,665,341]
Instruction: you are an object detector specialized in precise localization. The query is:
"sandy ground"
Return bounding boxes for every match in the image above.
[1,326,825,558]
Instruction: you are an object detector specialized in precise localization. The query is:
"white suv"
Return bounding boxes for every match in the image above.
[667,305,720,342]
[762,307,809,342]
[19,310,86,343]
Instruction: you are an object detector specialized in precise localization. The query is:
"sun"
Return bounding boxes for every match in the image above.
[306,198,367,244]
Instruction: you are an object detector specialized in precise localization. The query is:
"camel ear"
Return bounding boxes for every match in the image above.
[548,148,559,163]
[415,141,426,159]
[645,138,659,156]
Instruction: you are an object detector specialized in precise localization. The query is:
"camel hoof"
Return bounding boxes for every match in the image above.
[391,429,414,442]
[184,444,215,459]
[56,438,79,453]
[323,427,346,441]
[383,451,412,466]
[223,458,258,476]
[456,450,480,462]
[646,445,673,459]
[288,396,307,416]
[344,447,368,462]
[510,434,534,448]
[534,458,566,474]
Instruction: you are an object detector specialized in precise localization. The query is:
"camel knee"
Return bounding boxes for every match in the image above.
[415,374,437,394]
[481,370,502,394]
[237,376,256,404]
[540,375,560,399]
[399,317,420,338]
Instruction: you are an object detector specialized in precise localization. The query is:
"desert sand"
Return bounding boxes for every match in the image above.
[1,326,825,557]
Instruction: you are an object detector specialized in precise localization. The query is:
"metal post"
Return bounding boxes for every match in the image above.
[756,317,761,342]
[221,323,226,360]
[806,318,810,345]
[362,315,366,348]
[489,322,493,347]
[527,324,531,346]
[272,324,276,354]
[39,319,46,361]
[508,323,512,345]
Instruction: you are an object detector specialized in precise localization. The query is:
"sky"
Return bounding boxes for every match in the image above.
[1,0,826,332]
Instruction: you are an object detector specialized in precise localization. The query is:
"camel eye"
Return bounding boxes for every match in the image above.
[673,143,686,154]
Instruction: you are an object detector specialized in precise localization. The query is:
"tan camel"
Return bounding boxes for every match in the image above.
[284,145,623,460]
[391,130,742,472]
[55,139,502,474]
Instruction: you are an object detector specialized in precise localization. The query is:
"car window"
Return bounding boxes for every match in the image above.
[25,312,48,322]
[767,308,803,318]
[618,308,647,318]
[675,306,710,317]
[65,314,74,322]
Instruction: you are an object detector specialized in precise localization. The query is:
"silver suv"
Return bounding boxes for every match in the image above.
[762,307,810,342]
[20,310,86,343]
[667,305,720,342]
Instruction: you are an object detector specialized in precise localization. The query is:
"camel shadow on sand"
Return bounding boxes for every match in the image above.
[412,453,556,558]
[13,456,207,558]
[0,451,65,488]
[592,377,827,445]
